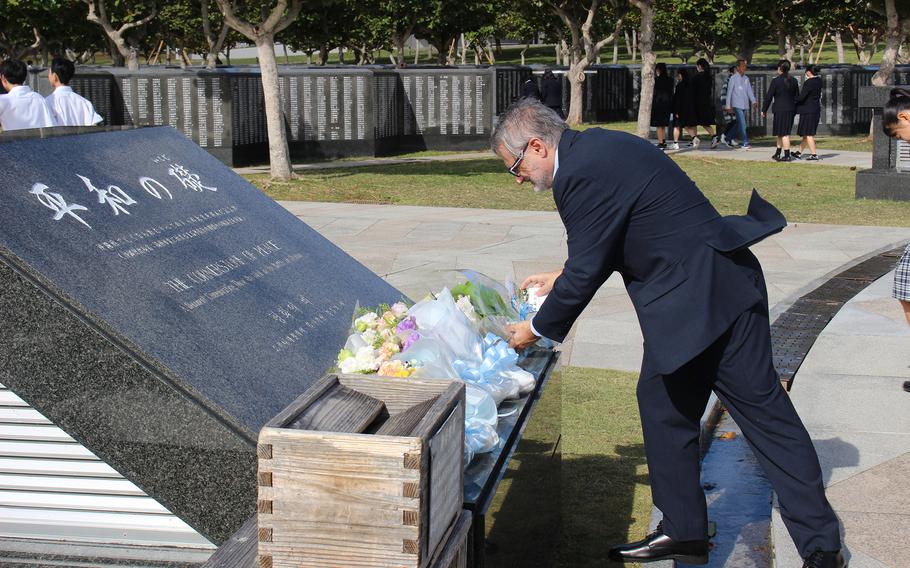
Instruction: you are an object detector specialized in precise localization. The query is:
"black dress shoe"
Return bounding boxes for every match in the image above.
[608,522,709,564]
[802,549,845,568]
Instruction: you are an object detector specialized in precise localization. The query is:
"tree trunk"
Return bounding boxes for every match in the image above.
[555,42,561,65]
[834,30,845,63]
[873,0,905,86]
[414,40,420,64]
[108,37,125,66]
[566,66,584,125]
[612,40,618,63]
[126,46,139,70]
[392,35,406,67]
[520,43,528,65]
[633,1,655,139]
[624,29,632,56]
[460,33,466,64]
[631,29,637,62]
[256,36,292,180]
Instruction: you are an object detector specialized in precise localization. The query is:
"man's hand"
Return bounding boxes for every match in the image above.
[506,320,539,351]
[760,111,765,118]
[520,269,562,296]
[752,102,759,109]
[724,106,732,113]
[901,299,910,326]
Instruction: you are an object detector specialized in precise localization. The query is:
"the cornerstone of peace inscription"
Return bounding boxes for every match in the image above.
[0,127,403,543]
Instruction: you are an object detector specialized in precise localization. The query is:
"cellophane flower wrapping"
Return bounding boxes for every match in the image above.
[333,272,541,467]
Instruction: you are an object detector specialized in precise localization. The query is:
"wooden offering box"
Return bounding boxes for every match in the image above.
[429,510,472,568]
[257,374,465,568]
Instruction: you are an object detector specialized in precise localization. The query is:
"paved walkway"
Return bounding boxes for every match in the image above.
[237,143,870,175]
[771,270,910,568]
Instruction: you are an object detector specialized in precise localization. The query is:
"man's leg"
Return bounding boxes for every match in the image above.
[711,302,841,557]
[637,360,713,541]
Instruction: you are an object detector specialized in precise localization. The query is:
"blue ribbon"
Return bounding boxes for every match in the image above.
[453,333,519,386]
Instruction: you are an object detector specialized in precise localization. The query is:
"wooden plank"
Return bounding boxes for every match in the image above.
[429,511,472,568]
[264,374,337,430]
[411,382,464,440]
[428,407,465,557]
[337,375,452,415]
[286,384,387,434]
[203,515,257,568]
[372,396,439,436]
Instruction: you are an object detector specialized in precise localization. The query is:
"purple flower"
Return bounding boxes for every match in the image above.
[395,316,417,333]
[402,331,421,351]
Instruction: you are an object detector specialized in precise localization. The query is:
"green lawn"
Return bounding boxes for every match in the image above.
[484,367,652,568]
[245,151,910,227]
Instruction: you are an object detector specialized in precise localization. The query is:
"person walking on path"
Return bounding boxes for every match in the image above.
[493,98,845,568]
[793,65,822,161]
[725,59,758,150]
[693,58,719,148]
[539,69,563,119]
[45,57,103,127]
[761,60,800,162]
[651,62,673,150]
[0,59,54,131]
[719,65,739,147]
[671,68,696,150]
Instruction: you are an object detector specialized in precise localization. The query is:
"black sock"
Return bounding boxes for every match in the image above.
[784,149,790,158]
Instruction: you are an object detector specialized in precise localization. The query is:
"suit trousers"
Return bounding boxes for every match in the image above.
[636,284,841,557]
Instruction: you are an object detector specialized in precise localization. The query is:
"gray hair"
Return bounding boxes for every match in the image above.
[490,98,567,157]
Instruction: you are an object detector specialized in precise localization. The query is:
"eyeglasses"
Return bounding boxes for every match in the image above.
[507,141,530,177]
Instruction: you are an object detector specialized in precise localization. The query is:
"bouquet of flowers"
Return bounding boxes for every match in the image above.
[333,273,540,468]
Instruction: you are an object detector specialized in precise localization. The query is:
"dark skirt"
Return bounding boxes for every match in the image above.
[695,105,715,127]
[772,111,795,136]
[651,111,671,127]
[797,113,820,136]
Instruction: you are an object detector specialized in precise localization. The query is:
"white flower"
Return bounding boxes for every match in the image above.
[361,329,379,346]
[391,302,408,317]
[456,295,479,322]
[340,346,380,373]
[354,312,379,331]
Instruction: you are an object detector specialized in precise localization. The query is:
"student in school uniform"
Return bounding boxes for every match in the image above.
[670,68,696,150]
[651,62,674,150]
[693,58,719,148]
[0,59,55,131]
[760,59,800,162]
[45,57,103,127]
[793,65,822,161]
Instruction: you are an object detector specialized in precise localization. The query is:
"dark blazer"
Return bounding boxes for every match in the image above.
[519,78,541,101]
[672,78,696,126]
[795,76,822,114]
[693,70,715,123]
[652,75,674,117]
[534,129,786,376]
[540,75,563,108]
[762,74,799,114]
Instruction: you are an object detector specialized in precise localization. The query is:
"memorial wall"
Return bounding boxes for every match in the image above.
[25,63,910,166]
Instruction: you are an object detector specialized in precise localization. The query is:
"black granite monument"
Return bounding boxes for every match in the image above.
[855,84,910,201]
[0,127,404,543]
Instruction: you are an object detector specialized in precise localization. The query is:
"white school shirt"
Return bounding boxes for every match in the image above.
[528,147,559,342]
[45,86,103,126]
[0,85,56,131]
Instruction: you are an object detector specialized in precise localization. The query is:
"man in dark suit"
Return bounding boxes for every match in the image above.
[539,69,564,118]
[492,99,844,568]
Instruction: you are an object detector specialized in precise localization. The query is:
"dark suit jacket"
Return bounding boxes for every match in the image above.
[795,76,822,115]
[540,76,562,107]
[534,128,786,376]
[762,75,799,114]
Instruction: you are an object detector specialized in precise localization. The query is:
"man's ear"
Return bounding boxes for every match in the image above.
[899,110,910,124]
[528,137,548,157]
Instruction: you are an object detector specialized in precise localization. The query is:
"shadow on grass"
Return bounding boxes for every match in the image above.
[485,441,649,568]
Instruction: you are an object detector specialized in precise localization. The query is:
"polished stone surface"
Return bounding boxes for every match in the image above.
[0,128,402,543]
